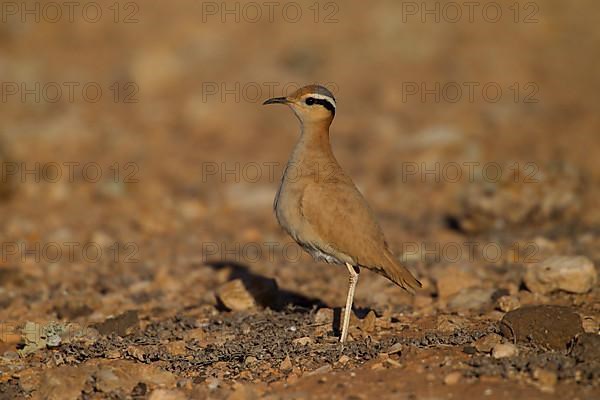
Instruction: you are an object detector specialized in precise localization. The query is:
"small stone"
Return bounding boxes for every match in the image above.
[244,356,257,366]
[436,315,468,333]
[474,333,503,353]
[582,316,599,334]
[314,308,334,324]
[492,343,518,359]
[387,343,403,355]
[447,288,494,311]
[383,358,402,368]
[106,349,121,359]
[165,341,186,356]
[2,351,19,360]
[314,308,334,335]
[361,311,377,333]
[524,256,597,294]
[239,371,252,380]
[216,280,256,311]
[184,328,206,343]
[126,345,145,362]
[532,369,557,393]
[292,336,313,346]
[93,310,139,337]
[496,295,520,312]
[279,356,292,372]
[93,367,122,393]
[444,371,462,385]
[338,355,350,364]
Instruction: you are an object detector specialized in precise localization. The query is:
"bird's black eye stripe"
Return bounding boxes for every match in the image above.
[305,97,335,115]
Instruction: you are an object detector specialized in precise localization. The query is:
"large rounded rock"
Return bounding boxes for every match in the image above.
[500,305,583,350]
[524,256,597,294]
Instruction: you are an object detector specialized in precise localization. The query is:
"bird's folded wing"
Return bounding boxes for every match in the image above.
[299,182,389,268]
[300,182,422,292]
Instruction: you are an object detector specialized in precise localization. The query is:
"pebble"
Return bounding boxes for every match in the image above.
[582,316,599,334]
[338,355,350,364]
[492,343,518,359]
[244,356,257,366]
[165,341,186,356]
[474,333,503,353]
[447,287,494,311]
[496,295,520,312]
[279,356,293,372]
[444,371,462,385]
[383,358,402,368]
[216,279,256,311]
[387,343,403,355]
[314,308,334,335]
[361,310,377,333]
[314,308,334,324]
[436,315,468,333]
[292,336,313,346]
[524,256,597,294]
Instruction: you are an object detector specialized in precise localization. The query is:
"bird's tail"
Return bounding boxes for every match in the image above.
[382,250,422,294]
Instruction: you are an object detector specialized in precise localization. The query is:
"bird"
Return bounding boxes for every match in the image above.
[263,84,421,343]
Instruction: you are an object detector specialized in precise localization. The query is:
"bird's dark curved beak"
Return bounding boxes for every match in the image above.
[263,97,289,105]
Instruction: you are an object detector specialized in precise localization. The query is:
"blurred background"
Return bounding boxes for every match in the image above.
[0,0,599,395]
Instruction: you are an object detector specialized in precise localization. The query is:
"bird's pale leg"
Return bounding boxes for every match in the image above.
[340,263,359,343]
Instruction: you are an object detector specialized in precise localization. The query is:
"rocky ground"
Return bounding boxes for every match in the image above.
[0,1,599,399]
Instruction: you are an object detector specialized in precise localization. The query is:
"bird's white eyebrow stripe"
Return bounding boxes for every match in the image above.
[309,93,336,108]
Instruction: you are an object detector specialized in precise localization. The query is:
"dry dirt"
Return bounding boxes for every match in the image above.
[0,1,599,399]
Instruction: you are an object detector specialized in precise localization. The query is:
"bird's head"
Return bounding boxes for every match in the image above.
[263,84,336,126]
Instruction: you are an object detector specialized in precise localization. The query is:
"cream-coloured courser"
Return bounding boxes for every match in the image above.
[264,85,421,343]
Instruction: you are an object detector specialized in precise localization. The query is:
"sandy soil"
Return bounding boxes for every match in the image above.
[0,1,599,399]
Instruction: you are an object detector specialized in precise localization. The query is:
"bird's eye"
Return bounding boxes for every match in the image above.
[305,97,315,106]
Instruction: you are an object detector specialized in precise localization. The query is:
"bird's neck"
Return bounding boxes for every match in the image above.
[283,119,347,184]
[284,120,339,181]
[296,120,334,157]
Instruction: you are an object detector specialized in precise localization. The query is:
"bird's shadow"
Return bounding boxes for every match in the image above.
[206,261,383,336]
[206,261,328,312]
